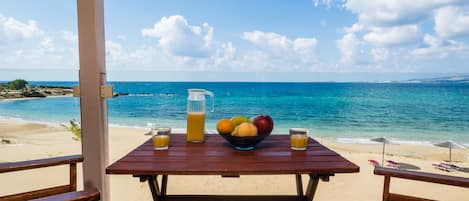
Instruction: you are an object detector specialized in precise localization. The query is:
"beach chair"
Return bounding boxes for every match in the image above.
[0,155,100,201]
[374,166,469,201]
[368,159,381,166]
[432,163,454,172]
[440,162,459,170]
[386,160,400,168]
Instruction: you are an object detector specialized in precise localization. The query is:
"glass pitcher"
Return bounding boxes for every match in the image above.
[186,89,214,142]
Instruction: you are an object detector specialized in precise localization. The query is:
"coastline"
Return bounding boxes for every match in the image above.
[1,119,468,200]
[0,94,72,102]
[1,115,468,147]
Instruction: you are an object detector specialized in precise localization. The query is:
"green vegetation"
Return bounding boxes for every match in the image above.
[61,119,82,141]
[2,79,29,90]
[0,79,72,100]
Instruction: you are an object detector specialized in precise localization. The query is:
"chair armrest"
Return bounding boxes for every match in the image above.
[374,166,469,188]
[30,188,100,201]
[0,155,83,173]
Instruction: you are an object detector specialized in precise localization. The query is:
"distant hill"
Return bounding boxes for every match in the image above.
[396,75,469,84]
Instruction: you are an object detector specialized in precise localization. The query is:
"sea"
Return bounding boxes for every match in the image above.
[1,81,468,145]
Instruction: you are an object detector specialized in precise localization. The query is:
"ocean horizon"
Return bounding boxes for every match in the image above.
[1,81,468,145]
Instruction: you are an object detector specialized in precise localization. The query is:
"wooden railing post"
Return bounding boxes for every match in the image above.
[383,176,390,201]
[70,163,77,192]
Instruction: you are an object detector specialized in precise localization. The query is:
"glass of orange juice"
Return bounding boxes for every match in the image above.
[152,127,171,150]
[289,128,308,150]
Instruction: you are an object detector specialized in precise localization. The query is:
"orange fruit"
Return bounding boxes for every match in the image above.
[237,122,258,137]
[216,119,234,134]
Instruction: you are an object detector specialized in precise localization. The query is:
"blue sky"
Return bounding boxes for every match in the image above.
[1,0,469,81]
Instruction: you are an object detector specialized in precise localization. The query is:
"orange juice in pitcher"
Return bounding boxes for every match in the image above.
[186,89,214,143]
[186,112,206,142]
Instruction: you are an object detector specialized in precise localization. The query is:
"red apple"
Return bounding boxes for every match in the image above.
[253,115,274,134]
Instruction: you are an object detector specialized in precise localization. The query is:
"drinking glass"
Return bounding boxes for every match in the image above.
[290,128,309,150]
[152,127,171,150]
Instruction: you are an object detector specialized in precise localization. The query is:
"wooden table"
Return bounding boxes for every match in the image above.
[106,134,359,201]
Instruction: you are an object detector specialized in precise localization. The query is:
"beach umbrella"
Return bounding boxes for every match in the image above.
[434,141,467,163]
[370,137,395,165]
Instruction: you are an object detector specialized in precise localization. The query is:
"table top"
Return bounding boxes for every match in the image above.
[106,134,359,176]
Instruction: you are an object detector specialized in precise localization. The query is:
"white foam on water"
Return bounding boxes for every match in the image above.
[335,137,381,144]
[0,115,62,127]
[108,123,146,129]
[393,140,434,146]
[335,137,434,146]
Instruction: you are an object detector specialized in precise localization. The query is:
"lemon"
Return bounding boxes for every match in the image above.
[231,116,249,127]
[231,126,239,136]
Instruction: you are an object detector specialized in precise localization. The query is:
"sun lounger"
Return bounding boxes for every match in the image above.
[386,160,400,168]
[440,162,459,170]
[432,163,455,172]
[368,159,380,166]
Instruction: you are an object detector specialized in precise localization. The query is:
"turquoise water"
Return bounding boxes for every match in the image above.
[1,82,468,144]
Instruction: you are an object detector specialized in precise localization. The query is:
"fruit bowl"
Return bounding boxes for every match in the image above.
[218,132,271,150]
[216,115,274,150]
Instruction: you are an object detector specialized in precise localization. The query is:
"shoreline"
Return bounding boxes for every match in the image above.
[0,94,72,102]
[0,117,468,147]
[1,118,468,200]
[1,118,468,162]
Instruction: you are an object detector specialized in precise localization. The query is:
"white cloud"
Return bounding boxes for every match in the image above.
[0,14,79,69]
[211,42,236,66]
[0,16,42,41]
[116,35,127,41]
[338,0,469,72]
[242,31,317,63]
[363,25,422,46]
[336,33,362,64]
[371,48,389,62]
[105,40,126,63]
[344,23,364,33]
[61,30,77,42]
[313,0,345,8]
[344,0,460,27]
[412,34,469,57]
[40,37,56,52]
[434,6,469,38]
[142,15,213,58]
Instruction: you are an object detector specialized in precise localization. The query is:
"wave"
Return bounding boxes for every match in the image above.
[127,93,176,97]
[1,115,467,146]
[0,115,65,127]
[335,137,434,146]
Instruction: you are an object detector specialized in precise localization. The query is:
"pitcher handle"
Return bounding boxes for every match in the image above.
[205,90,214,112]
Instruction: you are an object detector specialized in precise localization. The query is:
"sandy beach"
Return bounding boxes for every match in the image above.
[1,119,468,200]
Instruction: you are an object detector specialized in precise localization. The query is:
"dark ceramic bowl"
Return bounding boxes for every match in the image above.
[219,132,271,150]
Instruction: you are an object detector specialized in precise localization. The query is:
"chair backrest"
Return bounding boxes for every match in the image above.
[374,166,469,201]
[0,155,99,201]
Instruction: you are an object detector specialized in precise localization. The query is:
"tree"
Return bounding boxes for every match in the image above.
[7,79,28,90]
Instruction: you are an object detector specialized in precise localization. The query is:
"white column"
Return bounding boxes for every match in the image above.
[76,0,109,200]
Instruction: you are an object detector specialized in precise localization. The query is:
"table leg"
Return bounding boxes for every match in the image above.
[161,175,168,196]
[305,174,320,201]
[295,174,304,196]
[147,175,161,201]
